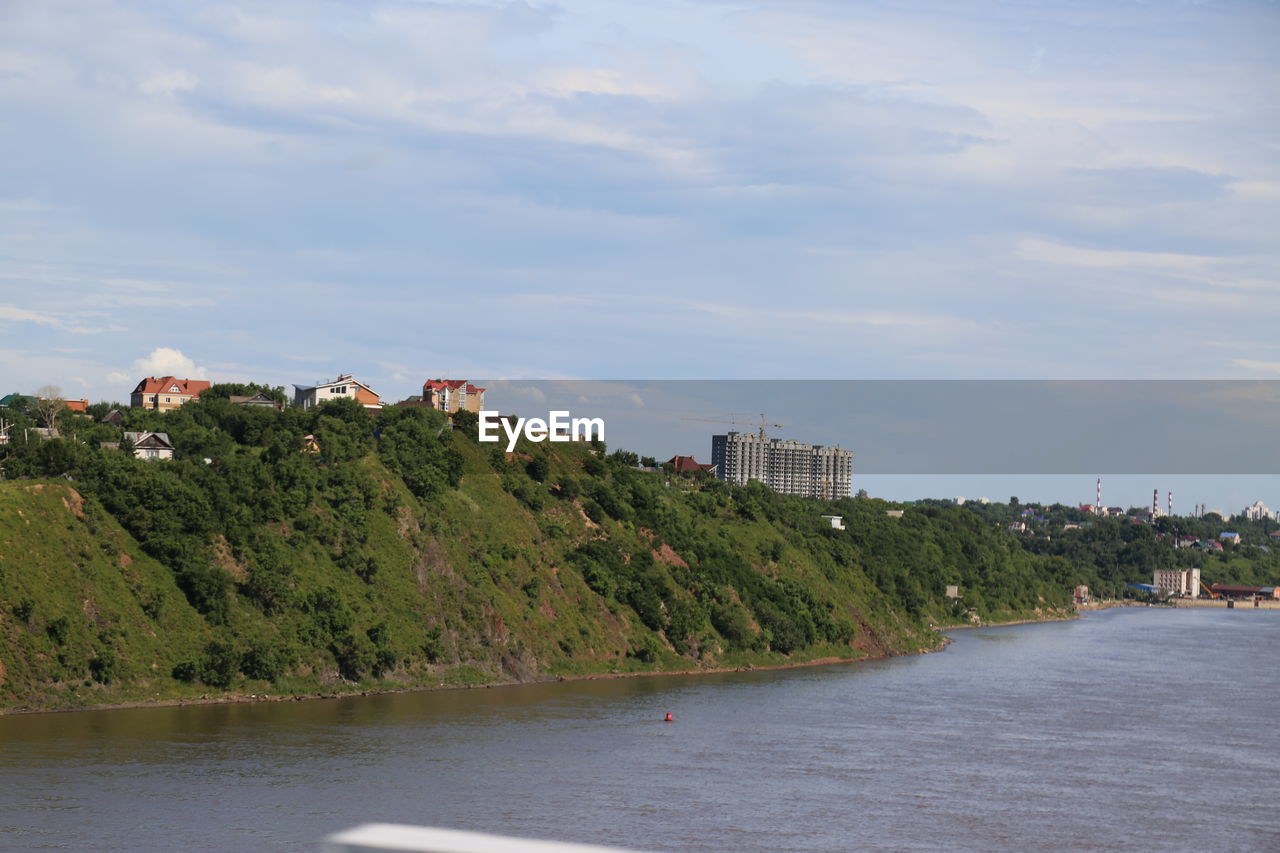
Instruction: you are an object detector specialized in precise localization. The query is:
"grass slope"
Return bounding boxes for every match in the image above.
[0,428,1073,712]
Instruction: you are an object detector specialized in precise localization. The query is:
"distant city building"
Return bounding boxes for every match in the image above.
[710,431,852,498]
[1243,500,1273,521]
[293,374,381,410]
[131,377,211,412]
[1154,568,1201,598]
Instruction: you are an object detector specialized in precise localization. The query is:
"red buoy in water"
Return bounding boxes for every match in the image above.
[664,712,674,722]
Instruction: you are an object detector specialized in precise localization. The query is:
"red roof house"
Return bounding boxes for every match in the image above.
[419,379,486,414]
[130,377,211,412]
[667,455,716,474]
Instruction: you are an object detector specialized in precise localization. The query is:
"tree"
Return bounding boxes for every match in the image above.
[32,385,65,437]
[855,488,869,499]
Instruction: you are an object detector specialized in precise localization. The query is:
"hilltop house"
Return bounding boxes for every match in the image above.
[666,455,716,474]
[36,396,89,414]
[0,393,32,409]
[419,379,486,414]
[293,374,382,411]
[229,392,282,409]
[131,377,211,412]
[123,431,175,460]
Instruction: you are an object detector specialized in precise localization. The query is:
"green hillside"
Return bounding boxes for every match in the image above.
[0,393,1078,712]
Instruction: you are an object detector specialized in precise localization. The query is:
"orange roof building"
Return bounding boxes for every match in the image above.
[130,377,211,412]
[667,455,716,474]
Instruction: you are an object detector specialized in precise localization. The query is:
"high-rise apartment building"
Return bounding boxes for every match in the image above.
[711,431,853,498]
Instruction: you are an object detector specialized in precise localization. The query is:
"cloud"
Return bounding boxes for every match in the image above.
[0,305,63,328]
[108,347,209,384]
[0,0,1276,387]
[0,304,112,334]
[1232,360,1280,375]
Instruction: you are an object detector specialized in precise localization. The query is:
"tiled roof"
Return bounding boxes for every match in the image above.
[667,455,715,472]
[132,376,211,396]
[423,379,485,393]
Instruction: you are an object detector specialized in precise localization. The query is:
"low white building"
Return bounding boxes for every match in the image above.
[1153,567,1201,598]
[293,374,382,411]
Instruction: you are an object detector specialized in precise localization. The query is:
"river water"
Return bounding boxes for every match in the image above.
[2,607,1277,852]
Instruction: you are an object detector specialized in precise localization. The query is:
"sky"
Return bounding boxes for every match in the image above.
[1,0,1278,508]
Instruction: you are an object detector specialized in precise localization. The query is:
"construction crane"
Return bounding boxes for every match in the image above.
[681,413,783,440]
[1199,580,1219,599]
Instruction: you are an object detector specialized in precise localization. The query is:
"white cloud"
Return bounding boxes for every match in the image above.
[108,347,209,384]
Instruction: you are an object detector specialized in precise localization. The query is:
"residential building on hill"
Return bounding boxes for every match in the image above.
[229,392,282,409]
[293,374,382,410]
[37,396,89,414]
[710,431,852,498]
[131,377,211,411]
[123,431,175,460]
[419,379,486,414]
[666,455,716,474]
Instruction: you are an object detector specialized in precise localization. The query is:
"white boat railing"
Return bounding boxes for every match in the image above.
[322,823,647,853]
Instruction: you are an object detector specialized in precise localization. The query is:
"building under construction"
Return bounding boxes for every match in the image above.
[711,431,853,499]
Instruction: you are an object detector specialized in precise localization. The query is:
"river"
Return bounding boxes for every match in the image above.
[2,607,1277,852]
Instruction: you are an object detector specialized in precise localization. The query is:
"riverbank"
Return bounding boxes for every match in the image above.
[0,650,901,716]
[1173,597,1280,610]
[2,610,1081,716]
